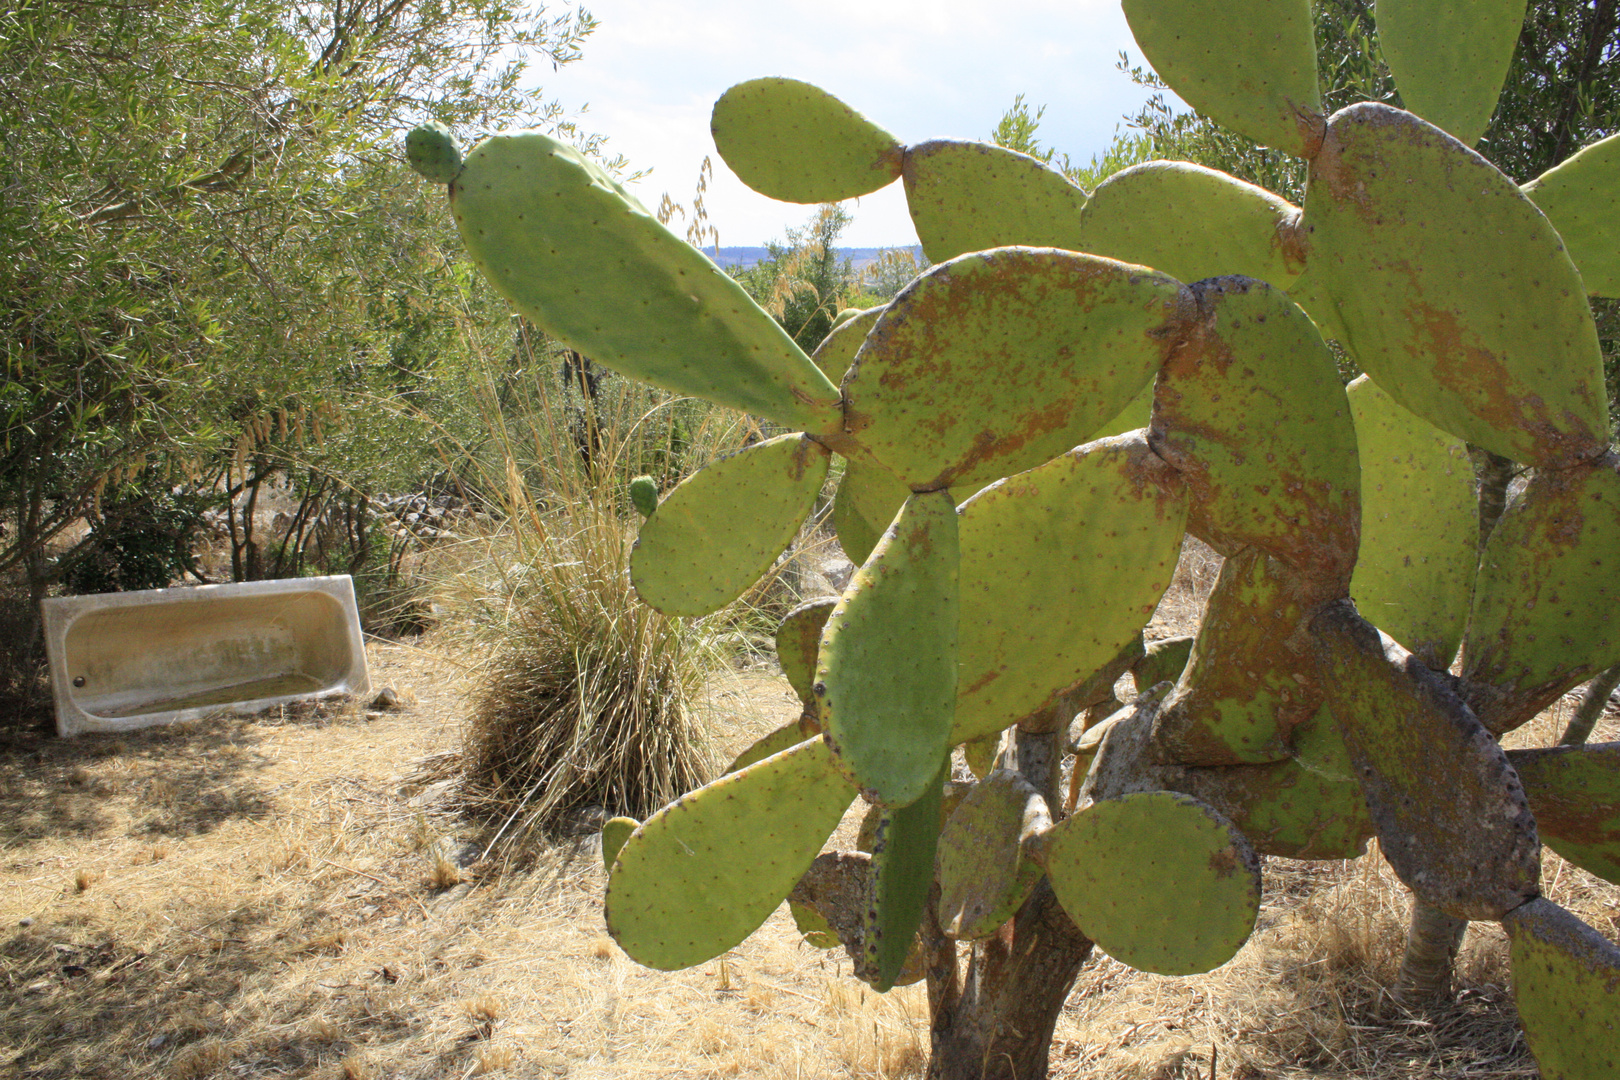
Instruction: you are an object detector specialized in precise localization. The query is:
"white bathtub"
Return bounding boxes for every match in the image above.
[41,575,371,736]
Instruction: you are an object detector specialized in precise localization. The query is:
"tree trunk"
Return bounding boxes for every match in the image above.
[1560,664,1620,746]
[1394,898,1468,1006]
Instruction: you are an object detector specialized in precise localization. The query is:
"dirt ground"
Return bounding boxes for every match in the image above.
[1,628,1616,1080]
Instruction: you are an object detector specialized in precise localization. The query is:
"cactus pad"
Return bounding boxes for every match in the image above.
[1132,634,1194,695]
[1043,790,1262,975]
[1523,132,1620,298]
[1091,381,1156,441]
[628,475,659,519]
[405,121,462,183]
[1463,455,1620,733]
[902,140,1088,264]
[605,736,855,970]
[843,247,1192,490]
[810,305,884,384]
[447,130,842,432]
[1509,743,1620,886]
[936,770,1048,940]
[954,434,1188,743]
[1079,161,1303,288]
[1347,375,1478,671]
[789,900,842,949]
[776,597,838,709]
[710,78,903,204]
[862,759,947,990]
[832,467,883,566]
[631,433,830,616]
[1122,0,1322,156]
[723,721,814,776]
[1374,0,1526,147]
[600,816,639,871]
[1502,897,1620,1080]
[1301,104,1609,466]
[818,490,960,807]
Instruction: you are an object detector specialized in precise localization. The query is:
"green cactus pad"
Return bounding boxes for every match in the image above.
[810,305,884,384]
[843,247,1192,491]
[1347,375,1478,671]
[1463,456,1620,734]
[600,816,639,872]
[405,121,462,183]
[936,770,1047,940]
[776,597,838,709]
[1150,548,1319,765]
[789,899,842,950]
[1175,706,1374,859]
[832,467,883,566]
[710,78,904,204]
[1301,104,1610,466]
[605,736,855,970]
[631,433,831,617]
[962,733,1001,779]
[1152,277,1361,591]
[1122,0,1322,156]
[954,434,1188,743]
[1502,897,1620,1080]
[862,758,947,990]
[723,721,814,777]
[1313,601,1541,919]
[818,490,960,807]
[448,130,841,432]
[1524,132,1620,298]
[1090,381,1155,441]
[901,140,1088,264]
[1042,790,1262,976]
[1078,161,1303,288]
[1509,743,1620,886]
[628,475,659,519]
[1132,634,1194,695]
[1374,0,1525,147]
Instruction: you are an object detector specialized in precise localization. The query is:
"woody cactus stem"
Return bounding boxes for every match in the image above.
[1395,900,1469,1006]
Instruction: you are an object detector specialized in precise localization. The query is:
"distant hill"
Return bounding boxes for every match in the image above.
[705,246,923,272]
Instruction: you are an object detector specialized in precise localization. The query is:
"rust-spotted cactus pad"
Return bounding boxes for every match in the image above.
[811,305,884,384]
[1313,602,1541,919]
[936,770,1047,940]
[631,433,830,616]
[1509,743,1620,885]
[1463,456,1620,733]
[449,131,841,432]
[1525,132,1620,298]
[776,597,838,709]
[1347,375,1478,671]
[953,435,1187,743]
[818,490,960,807]
[710,78,903,204]
[843,247,1191,491]
[1079,161,1303,288]
[1502,898,1620,1080]
[1151,548,1320,765]
[1122,0,1322,156]
[1302,104,1609,466]
[1151,277,1360,589]
[1044,791,1262,976]
[605,737,855,970]
[1374,0,1526,147]
[902,140,1088,264]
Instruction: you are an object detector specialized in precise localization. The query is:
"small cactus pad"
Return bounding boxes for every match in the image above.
[405,121,462,183]
[843,247,1192,490]
[1090,381,1155,441]
[1523,132,1620,297]
[1502,897,1620,1080]
[1347,375,1478,671]
[1042,791,1262,976]
[1079,161,1303,288]
[1151,277,1360,591]
[862,759,947,990]
[1150,548,1319,765]
[710,78,903,204]
[1312,601,1541,919]
[1374,0,1526,147]
[832,467,883,566]
[631,433,830,617]
[789,900,842,950]
[776,597,838,709]
[605,736,855,970]
[818,490,960,807]
[447,130,841,432]
[1301,104,1609,466]
[600,816,639,871]
[810,305,884,383]
[962,732,1001,779]
[1463,456,1620,733]
[936,770,1048,940]
[723,721,814,776]
[901,140,1088,264]
[1131,634,1194,695]
[954,434,1188,743]
[1122,0,1322,156]
[628,475,659,519]
[1175,705,1375,859]
[1508,743,1620,886]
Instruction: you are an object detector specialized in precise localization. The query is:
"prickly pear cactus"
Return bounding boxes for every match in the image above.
[411,0,1620,1071]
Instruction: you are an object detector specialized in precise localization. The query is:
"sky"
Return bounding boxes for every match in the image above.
[531,0,1181,248]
